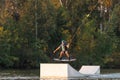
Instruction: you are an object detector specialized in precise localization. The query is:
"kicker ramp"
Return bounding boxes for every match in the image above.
[79,65,100,75]
[40,63,82,79]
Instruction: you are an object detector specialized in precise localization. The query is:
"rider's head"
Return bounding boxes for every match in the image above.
[61,40,66,45]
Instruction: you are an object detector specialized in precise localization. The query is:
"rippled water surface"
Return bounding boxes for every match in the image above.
[0,69,120,80]
[0,69,39,76]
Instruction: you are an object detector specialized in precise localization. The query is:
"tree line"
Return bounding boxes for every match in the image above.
[0,0,119,69]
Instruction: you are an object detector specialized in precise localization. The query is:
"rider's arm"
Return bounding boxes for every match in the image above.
[66,43,70,48]
[53,45,61,53]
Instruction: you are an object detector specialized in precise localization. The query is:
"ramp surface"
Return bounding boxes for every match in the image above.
[40,63,82,79]
[79,65,100,75]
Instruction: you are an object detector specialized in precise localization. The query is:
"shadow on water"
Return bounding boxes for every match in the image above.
[101,69,120,74]
[0,69,39,77]
[0,69,120,80]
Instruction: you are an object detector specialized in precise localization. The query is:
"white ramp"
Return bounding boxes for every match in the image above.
[40,63,82,79]
[79,65,100,75]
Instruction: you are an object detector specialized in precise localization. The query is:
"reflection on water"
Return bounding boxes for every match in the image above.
[0,69,120,80]
[101,69,120,74]
[1,69,120,76]
[0,69,39,76]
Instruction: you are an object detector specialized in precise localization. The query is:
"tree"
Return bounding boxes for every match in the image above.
[0,0,56,68]
[103,3,120,68]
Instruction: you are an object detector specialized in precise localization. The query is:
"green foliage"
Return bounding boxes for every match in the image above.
[0,0,51,68]
[74,20,112,67]
[103,3,120,68]
[0,0,119,69]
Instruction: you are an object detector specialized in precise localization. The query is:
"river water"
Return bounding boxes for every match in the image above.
[0,69,40,80]
[0,69,39,76]
[0,69,120,80]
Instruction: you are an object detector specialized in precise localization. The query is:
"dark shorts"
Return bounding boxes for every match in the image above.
[62,51,68,54]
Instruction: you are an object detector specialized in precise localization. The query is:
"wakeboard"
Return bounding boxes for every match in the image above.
[53,58,76,62]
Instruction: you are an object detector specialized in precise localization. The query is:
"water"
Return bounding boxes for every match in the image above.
[0,69,40,80]
[0,69,120,80]
[101,69,120,74]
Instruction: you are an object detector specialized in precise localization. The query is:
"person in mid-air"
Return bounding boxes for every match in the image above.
[53,40,70,60]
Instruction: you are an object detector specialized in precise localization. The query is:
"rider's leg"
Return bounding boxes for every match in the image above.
[59,51,64,59]
[65,51,70,60]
